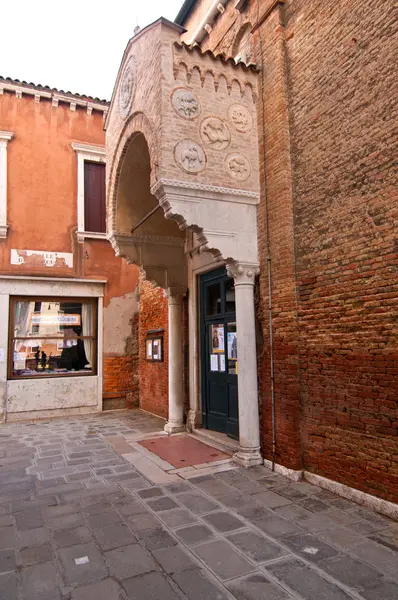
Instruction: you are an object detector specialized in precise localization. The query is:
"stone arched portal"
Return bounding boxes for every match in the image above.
[105,18,262,467]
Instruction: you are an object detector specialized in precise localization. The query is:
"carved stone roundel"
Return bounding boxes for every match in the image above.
[174,140,206,174]
[225,153,251,181]
[172,88,201,120]
[228,104,253,133]
[200,117,231,151]
[118,56,136,118]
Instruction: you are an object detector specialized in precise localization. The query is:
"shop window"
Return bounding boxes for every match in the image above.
[84,162,106,233]
[9,297,97,379]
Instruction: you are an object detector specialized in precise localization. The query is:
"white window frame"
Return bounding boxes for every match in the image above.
[71,142,106,243]
[0,131,14,239]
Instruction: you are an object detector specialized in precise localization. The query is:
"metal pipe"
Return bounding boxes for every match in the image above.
[256,0,277,471]
[130,204,161,234]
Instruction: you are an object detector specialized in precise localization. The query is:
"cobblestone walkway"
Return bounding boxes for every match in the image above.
[0,410,397,599]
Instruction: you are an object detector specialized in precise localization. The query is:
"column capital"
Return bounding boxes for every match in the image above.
[166,286,187,303]
[226,262,260,285]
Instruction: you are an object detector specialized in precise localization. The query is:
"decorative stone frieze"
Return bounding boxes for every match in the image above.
[200,117,231,150]
[174,140,206,173]
[229,104,253,133]
[171,88,201,119]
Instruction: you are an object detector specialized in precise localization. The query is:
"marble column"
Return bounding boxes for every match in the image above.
[228,263,263,467]
[164,288,186,434]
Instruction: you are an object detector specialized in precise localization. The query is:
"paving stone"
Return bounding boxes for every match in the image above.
[43,503,77,518]
[175,524,215,546]
[299,497,330,513]
[0,548,16,573]
[0,526,16,549]
[320,553,382,588]
[46,512,85,530]
[93,522,136,550]
[0,571,18,600]
[226,572,290,600]
[121,476,153,490]
[0,515,14,528]
[68,471,93,481]
[316,527,368,551]
[15,509,44,530]
[16,526,50,549]
[19,543,53,566]
[227,529,287,562]
[236,503,273,521]
[128,512,163,532]
[282,533,339,562]
[347,520,381,535]
[253,490,293,509]
[350,508,391,528]
[177,492,220,514]
[146,497,179,512]
[139,527,178,551]
[157,508,198,529]
[267,557,354,599]
[152,545,197,573]
[348,539,398,573]
[21,560,61,600]
[105,543,157,579]
[85,508,123,528]
[369,528,398,553]
[137,487,164,499]
[57,542,107,585]
[164,481,192,494]
[172,567,229,600]
[360,579,398,600]
[254,513,304,539]
[71,578,125,600]
[82,501,112,515]
[203,511,245,533]
[123,571,180,600]
[275,505,337,532]
[221,492,258,509]
[193,539,255,580]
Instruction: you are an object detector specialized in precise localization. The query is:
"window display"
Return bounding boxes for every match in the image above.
[9,298,97,379]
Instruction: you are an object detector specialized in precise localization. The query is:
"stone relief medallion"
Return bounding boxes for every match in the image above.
[225,153,251,181]
[228,104,253,133]
[118,56,136,119]
[174,140,206,174]
[200,116,231,151]
[171,88,201,120]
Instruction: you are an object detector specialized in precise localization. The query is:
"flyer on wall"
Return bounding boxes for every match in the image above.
[211,324,225,353]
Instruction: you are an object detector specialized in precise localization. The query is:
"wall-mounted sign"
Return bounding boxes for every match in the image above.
[145,331,164,362]
[11,249,73,268]
[31,314,80,326]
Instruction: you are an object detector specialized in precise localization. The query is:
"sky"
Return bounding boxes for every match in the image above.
[1,0,186,101]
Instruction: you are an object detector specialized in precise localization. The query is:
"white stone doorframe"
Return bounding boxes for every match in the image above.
[186,253,262,468]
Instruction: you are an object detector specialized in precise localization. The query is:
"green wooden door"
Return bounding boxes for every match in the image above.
[200,268,239,440]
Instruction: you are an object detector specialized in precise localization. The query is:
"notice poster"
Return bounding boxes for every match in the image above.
[152,339,161,361]
[146,339,153,359]
[211,325,225,353]
[14,360,26,370]
[219,354,226,372]
[227,332,238,360]
[210,354,219,371]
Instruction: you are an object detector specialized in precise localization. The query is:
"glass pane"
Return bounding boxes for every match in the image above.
[206,283,221,315]
[209,324,226,372]
[227,322,238,375]
[11,338,95,377]
[13,300,93,339]
[225,278,236,313]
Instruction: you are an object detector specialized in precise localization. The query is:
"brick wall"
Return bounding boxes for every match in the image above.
[186,0,397,502]
[139,279,169,419]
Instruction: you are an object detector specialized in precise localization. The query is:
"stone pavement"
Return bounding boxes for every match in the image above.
[0,410,397,600]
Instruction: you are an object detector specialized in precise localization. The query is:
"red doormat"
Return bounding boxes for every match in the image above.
[138,434,231,468]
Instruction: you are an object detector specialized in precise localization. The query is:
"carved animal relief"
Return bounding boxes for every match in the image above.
[172,88,200,120]
[118,56,136,118]
[200,117,231,150]
[226,153,251,181]
[174,140,206,174]
[229,104,253,133]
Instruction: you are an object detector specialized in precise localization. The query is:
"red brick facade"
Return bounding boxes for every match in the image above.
[176,0,397,502]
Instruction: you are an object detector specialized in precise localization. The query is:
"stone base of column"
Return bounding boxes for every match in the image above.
[233,447,263,468]
[164,421,186,435]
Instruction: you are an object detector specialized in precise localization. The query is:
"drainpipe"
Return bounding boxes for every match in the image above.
[187,0,229,45]
[255,0,277,471]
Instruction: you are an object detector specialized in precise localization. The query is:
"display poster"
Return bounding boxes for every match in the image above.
[210,354,219,371]
[0,348,4,363]
[146,339,153,358]
[227,332,238,360]
[13,352,27,362]
[211,325,225,353]
[152,339,161,360]
[219,354,226,372]
[14,360,26,370]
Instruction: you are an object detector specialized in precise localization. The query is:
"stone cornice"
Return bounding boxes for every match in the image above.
[71,142,106,156]
[0,131,14,143]
[151,178,260,205]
